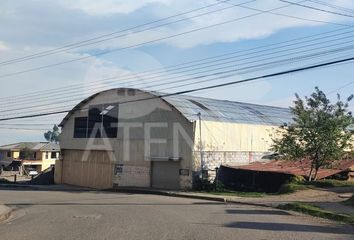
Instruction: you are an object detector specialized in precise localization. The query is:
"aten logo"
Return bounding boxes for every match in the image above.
[81,122,194,163]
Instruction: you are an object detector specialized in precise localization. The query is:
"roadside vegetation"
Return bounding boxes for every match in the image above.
[278,178,354,194]
[201,190,265,198]
[195,175,354,197]
[272,87,354,181]
[278,202,354,225]
[194,179,266,197]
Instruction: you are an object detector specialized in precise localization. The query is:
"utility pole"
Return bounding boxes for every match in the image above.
[197,112,203,178]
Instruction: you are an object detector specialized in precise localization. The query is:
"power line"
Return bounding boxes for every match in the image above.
[327,81,354,95]
[0,25,351,102]
[1,41,353,116]
[280,0,354,19]
[3,34,354,109]
[3,45,354,118]
[0,0,350,79]
[308,0,354,14]
[0,127,48,131]
[0,0,244,66]
[0,0,251,68]
[0,56,353,122]
[1,27,354,105]
[0,123,56,126]
[7,51,352,120]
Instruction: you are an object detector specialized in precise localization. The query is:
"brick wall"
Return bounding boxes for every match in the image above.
[194,151,270,180]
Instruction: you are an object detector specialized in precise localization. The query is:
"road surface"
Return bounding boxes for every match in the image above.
[0,189,353,240]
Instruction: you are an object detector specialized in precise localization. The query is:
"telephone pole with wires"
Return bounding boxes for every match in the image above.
[197,112,204,178]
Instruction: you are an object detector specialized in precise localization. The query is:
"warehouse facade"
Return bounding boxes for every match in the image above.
[55,88,292,189]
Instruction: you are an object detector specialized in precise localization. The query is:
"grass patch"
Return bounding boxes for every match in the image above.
[278,179,354,194]
[305,179,354,188]
[278,202,354,225]
[277,183,309,194]
[199,190,265,198]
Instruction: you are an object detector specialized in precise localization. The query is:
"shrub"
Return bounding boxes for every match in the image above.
[278,183,308,194]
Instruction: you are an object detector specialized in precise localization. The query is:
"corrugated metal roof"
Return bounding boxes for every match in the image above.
[60,88,293,127]
[224,159,354,179]
[160,94,293,125]
[40,142,60,151]
[0,142,60,151]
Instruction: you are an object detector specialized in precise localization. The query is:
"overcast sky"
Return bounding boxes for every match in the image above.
[0,0,353,145]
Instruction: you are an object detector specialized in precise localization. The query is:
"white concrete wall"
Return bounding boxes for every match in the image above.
[192,120,280,178]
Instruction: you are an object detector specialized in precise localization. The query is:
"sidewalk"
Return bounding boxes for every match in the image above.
[1,183,353,216]
[111,186,354,214]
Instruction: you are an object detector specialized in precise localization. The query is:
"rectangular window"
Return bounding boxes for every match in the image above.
[87,103,119,138]
[74,103,118,139]
[51,152,57,159]
[74,117,88,138]
[7,151,11,158]
[45,152,49,159]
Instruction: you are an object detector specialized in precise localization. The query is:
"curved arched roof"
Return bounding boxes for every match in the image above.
[59,88,293,127]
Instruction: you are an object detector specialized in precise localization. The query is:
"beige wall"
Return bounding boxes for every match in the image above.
[58,89,195,190]
[194,120,279,152]
[41,151,58,170]
[13,151,19,159]
[1,149,58,171]
[58,89,285,189]
[58,150,114,189]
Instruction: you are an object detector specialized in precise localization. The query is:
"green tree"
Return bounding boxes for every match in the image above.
[44,125,60,143]
[272,87,354,181]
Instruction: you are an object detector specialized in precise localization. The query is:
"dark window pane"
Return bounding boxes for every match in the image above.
[51,152,57,158]
[74,117,88,138]
[127,89,136,96]
[117,89,125,96]
[88,105,103,138]
[102,103,119,138]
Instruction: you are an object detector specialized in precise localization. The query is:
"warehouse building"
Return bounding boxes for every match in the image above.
[55,88,292,189]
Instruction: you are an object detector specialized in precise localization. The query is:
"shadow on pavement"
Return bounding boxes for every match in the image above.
[225,209,291,215]
[224,221,351,234]
[6,201,224,207]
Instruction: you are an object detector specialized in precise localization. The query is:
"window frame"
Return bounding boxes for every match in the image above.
[73,103,119,139]
[73,116,88,138]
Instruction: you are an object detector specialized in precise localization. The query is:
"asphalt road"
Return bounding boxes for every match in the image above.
[0,189,353,240]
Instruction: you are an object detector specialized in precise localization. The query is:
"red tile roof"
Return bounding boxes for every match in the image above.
[224,159,354,179]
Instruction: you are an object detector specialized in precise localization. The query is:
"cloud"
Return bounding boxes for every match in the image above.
[53,0,354,49]
[0,0,353,144]
[0,41,9,51]
[57,0,172,15]
[1,0,354,50]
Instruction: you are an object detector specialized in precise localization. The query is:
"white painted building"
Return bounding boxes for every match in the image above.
[56,88,292,189]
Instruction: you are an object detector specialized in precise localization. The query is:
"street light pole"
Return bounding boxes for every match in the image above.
[197,112,203,178]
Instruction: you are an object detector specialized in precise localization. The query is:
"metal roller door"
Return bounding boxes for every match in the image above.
[151,161,180,189]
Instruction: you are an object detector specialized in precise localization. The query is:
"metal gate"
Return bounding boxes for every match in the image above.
[151,161,180,189]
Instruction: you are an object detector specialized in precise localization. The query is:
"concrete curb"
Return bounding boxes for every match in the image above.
[0,184,275,208]
[0,184,94,192]
[0,205,12,223]
[108,188,274,208]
